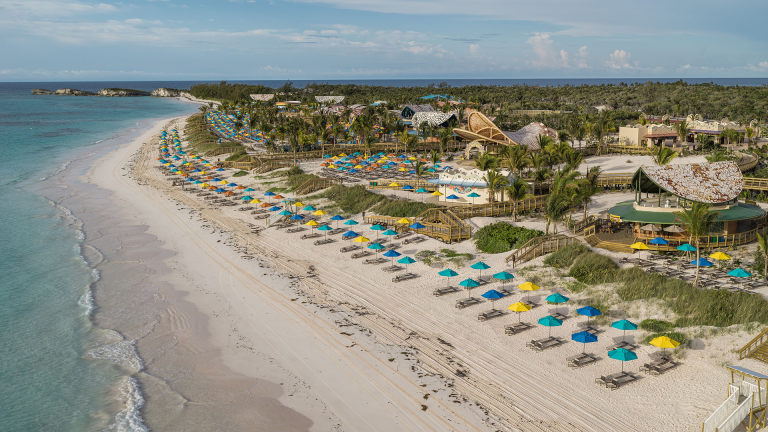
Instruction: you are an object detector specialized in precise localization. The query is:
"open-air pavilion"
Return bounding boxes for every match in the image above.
[599,161,765,250]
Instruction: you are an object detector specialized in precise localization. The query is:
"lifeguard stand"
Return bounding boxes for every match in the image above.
[701,366,767,432]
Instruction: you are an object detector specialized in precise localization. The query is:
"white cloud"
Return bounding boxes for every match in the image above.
[525,33,568,68]
[469,44,479,54]
[606,49,634,69]
[578,46,588,57]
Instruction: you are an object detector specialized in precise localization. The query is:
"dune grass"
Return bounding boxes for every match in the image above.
[313,185,438,217]
[544,243,590,268]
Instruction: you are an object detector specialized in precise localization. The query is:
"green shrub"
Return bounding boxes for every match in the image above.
[285,165,304,176]
[374,200,438,217]
[544,243,589,268]
[564,280,588,294]
[232,170,248,177]
[639,319,674,333]
[616,266,768,327]
[568,252,618,284]
[286,173,320,190]
[473,222,544,254]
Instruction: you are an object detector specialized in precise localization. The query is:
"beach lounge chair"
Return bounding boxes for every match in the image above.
[433,286,460,296]
[394,231,413,240]
[313,238,335,246]
[403,236,425,245]
[301,233,322,240]
[254,214,270,220]
[567,353,598,368]
[455,297,482,309]
[607,341,638,351]
[477,309,505,321]
[640,358,669,373]
[381,265,403,273]
[340,245,359,253]
[607,374,639,390]
[526,336,563,351]
[595,371,628,387]
[351,251,372,259]
[650,360,679,375]
[363,257,387,265]
[286,227,306,234]
[328,228,346,236]
[504,322,532,335]
[392,273,418,283]
[551,312,568,321]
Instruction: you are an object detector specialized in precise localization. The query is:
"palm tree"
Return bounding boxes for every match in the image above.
[504,178,534,221]
[578,166,602,220]
[474,153,499,171]
[674,202,720,288]
[648,146,678,166]
[504,145,531,178]
[592,115,613,156]
[397,130,410,155]
[429,149,442,166]
[413,160,428,186]
[566,116,585,149]
[757,233,768,281]
[536,134,555,153]
[697,133,715,151]
[483,169,507,203]
[544,167,579,234]
[705,150,729,163]
[674,120,689,147]
[530,153,550,195]
[438,128,453,154]
[563,150,584,171]
[745,127,756,147]
[198,105,208,114]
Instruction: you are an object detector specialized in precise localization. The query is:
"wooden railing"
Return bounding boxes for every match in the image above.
[294,178,341,195]
[643,227,761,251]
[607,144,649,154]
[744,177,768,191]
[505,234,579,266]
[740,327,768,360]
[571,216,596,235]
[363,214,471,243]
[205,146,242,157]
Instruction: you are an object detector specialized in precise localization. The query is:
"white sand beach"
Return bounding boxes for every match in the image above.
[84,115,768,431]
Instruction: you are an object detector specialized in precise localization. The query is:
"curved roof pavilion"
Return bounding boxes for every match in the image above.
[608,161,764,227]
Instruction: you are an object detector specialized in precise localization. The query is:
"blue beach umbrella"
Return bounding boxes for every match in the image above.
[215,188,226,193]
[728,268,752,278]
[577,306,602,327]
[691,258,714,267]
[471,261,491,281]
[409,222,426,230]
[648,237,669,245]
[493,271,515,291]
[438,268,459,288]
[216,168,225,172]
[446,194,460,201]
[368,242,385,256]
[608,348,638,372]
[269,206,281,211]
[330,214,345,229]
[538,315,563,337]
[398,256,417,272]
[383,249,402,265]
[460,278,480,298]
[317,224,333,239]
[264,191,276,197]
[611,319,638,343]
[290,214,305,220]
[571,331,598,352]
[402,185,414,191]
[342,230,359,238]
[481,289,505,309]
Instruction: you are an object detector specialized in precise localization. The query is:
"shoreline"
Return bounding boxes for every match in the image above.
[70,113,768,432]
[79,115,484,431]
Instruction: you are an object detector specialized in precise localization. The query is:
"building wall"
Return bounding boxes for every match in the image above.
[619,125,646,146]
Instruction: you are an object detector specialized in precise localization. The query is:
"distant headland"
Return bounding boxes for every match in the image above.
[31,87,185,97]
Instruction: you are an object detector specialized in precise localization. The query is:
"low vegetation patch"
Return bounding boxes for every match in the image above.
[314,185,438,217]
[225,149,248,161]
[568,252,618,284]
[473,222,544,254]
[544,243,590,268]
[232,170,248,177]
[639,319,675,333]
[615,267,768,328]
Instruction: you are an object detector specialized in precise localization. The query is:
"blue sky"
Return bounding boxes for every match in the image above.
[1,0,767,80]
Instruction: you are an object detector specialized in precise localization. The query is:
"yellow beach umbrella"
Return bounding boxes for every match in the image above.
[518,281,540,303]
[339,153,347,157]
[398,167,408,172]
[294,202,305,207]
[389,182,400,187]
[397,218,411,224]
[200,183,210,187]
[219,180,228,184]
[353,236,370,243]
[431,191,443,196]
[650,336,680,357]
[630,242,650,259]
[508,301,532,323]
[250,199,262,204]
[305,220,319,226]
[313,210,327,216]
[199,171,208,174]
[709,252,731,260]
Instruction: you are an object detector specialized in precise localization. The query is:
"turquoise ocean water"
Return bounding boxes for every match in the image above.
[0,82,196,431]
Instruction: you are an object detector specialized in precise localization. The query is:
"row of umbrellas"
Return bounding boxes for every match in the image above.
[630,242,753,277]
